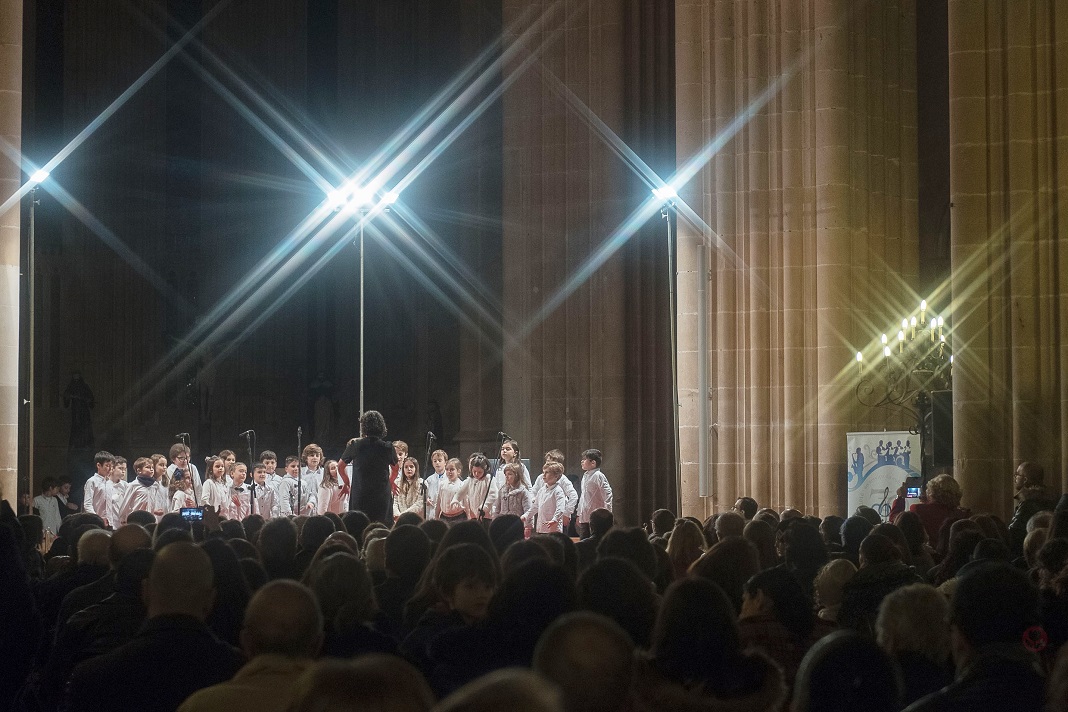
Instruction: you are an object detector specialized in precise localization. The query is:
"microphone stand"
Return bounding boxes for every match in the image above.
[422,431,436,520]
[296,426,303,516]
[242,430,255,516]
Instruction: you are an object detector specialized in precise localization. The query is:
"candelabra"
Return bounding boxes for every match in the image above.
[854,300,952,482]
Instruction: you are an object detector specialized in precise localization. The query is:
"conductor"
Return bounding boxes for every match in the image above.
[339,410,397,527]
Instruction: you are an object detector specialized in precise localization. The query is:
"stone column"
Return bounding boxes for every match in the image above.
[0,0,21,508]
[676,0,918,517]
[949,0,1068,513]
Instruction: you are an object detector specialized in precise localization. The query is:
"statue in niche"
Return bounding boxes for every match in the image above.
[310,371,337,445]
[62,371,95,450]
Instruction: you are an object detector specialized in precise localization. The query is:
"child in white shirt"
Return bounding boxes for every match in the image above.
[531,462,567,534]
[436,458,469,524]
[228,463,251,520]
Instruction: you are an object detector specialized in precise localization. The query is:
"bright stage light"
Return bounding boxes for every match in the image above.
[327,182,377,211]
[652,186,677,201]
[29,169,50,184]
[383,190,400,205]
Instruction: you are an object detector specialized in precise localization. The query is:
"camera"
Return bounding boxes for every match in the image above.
[180,507,204,521]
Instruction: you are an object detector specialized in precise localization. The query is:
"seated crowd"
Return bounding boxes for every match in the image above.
[3,458,1067,712]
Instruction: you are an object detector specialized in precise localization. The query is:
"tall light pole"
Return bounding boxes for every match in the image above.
[327,184,398,416]
[25,169,48,495]
[653,186,682,513]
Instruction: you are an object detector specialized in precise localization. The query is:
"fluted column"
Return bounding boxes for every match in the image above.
[677,0,918,517]
[0,0,21,508]
[949,0,1068,514]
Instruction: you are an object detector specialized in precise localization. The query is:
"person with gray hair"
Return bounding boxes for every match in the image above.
[64,542,244,712]
[876,583,953,706]
[178,580,323,712]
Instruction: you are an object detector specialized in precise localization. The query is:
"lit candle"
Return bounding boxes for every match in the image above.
[931,320,936,342]
[856,351,863,375]
[881,333,888,345]
[937,316,944,339]
[897,330,905,353]
[910,316,917,340]
[920,300,927,324]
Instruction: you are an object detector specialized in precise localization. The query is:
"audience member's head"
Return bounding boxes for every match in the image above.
[813,559,857,611]
[950,562,1039,666]
[576,557,657,648]
[242,514,266,543]
[384,524,431,582]
[651,578,784,703]
[875,583,950,665]
[971,537,1010,563]
[154,527,193,551]
[742,567,814,642]
[820,515,845,547]
[733,497,759,521]
[419,518,448,553]
[792,630,902,712]
[289,655,434,712]
[650,509,677,536]
[240,557,268,593]
[127,510,156,528]
[77,529,111,567]
[305,552,378,632]
[143,541,216,620]
[259,518,298,580]
[596,527,657,581]
[870,523,910,564]
[854,506,882,528]
[859,533,901,568]
[435,669,561,712]
[395,511,423,529]
[743,519,777,570]
[219,519,246,541]
[113,548,155,597]
[533,613,633,712]
[715,511,746,540]
[588,508,614,538]
[1023,528,1048,569]
[487,559,576,657]
[341,511,371,545]
[300,516,336,553]
[1027,510,1053,533]
[689,537,761,613]
[893,511,928,554]
[927,474,963,509]
[488,514,526,554]
[241,580,323,659]
[109,524,152,565]
[839,516,874,561]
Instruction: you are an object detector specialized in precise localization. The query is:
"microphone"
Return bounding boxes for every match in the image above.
[238,430,254,438]
[175,432,189,439]
[297,426,303,437]
[427,431,436,440]
[498,431,509,440]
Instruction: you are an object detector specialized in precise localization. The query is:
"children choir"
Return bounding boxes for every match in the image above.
[68,438,614,534]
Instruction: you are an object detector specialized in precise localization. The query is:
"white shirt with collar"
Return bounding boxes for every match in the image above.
[82,474,110,525]
[577,468,613,524]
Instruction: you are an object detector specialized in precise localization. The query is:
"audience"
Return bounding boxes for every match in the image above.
[7,471,1066,712]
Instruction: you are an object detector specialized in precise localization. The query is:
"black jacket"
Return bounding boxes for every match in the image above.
[64,614,244,712]
[1009,486,1057,557]
[903,646,1044,712]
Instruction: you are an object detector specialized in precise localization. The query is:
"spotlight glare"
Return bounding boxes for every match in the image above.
[353,186,374,207]
[30,169,50,184]
[383,190,400,205]
[652,186,677,201]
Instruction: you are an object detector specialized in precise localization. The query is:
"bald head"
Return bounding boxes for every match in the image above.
[78,529,112,567]
[534,613,633,712]
[144,542,215,620]
[110,525,152,565]
[241,581,323,659]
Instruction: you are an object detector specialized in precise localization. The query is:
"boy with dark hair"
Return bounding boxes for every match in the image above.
[33,477,63,535]
[249,464,276,519]
[260,450,281,489]
[55,476,80,517]
[277,456,315,517]
[83,451,116,527]
[577,449,613,540]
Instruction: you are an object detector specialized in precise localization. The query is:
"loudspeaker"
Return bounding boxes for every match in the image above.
[930,390,953,468]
